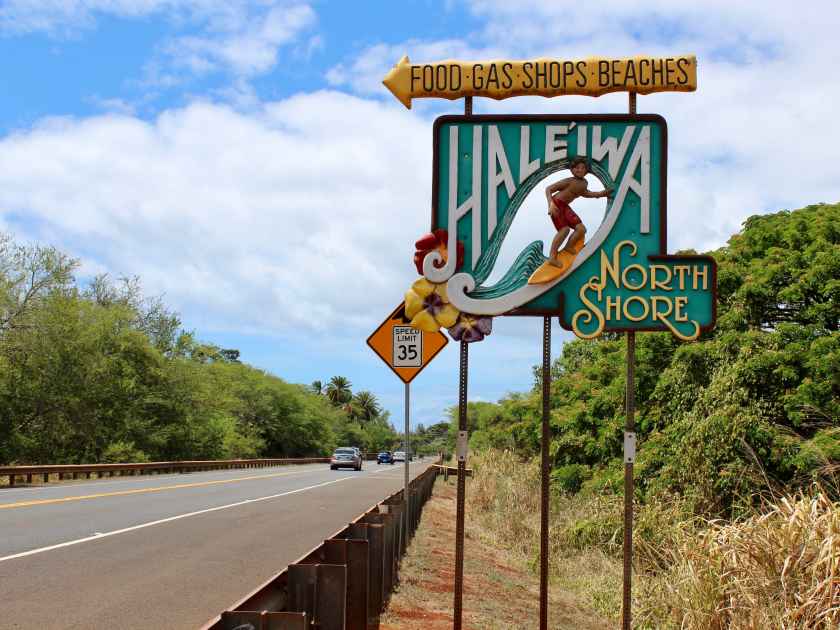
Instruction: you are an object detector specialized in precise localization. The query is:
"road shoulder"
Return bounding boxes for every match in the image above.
[381,477,612,629]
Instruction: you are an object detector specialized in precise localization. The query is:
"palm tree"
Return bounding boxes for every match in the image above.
[310,380,324,395]
[325,376,352,406]
[352,390,381,423]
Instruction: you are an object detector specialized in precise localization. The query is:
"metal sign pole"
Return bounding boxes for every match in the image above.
[539,316,551,630]
[453,339,468,630]
[453,94,472,630]
[404,381,410,536]
[622,91,638,630]
[623,331,636,629]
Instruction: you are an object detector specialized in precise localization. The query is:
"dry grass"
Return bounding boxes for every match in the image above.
[468,450,624,618]
[382,476,612,629]
[637,493,840,629]
[467,449,840,629]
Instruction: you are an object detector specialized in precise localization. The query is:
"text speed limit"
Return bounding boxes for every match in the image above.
[393,326,422,367]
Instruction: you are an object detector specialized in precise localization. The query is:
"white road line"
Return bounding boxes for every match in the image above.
[0,465,406,564]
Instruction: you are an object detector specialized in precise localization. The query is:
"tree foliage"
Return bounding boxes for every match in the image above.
[458,203,840,516]
[0,236,399,465]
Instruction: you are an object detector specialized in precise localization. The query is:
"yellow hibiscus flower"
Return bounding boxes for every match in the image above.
[404,278,460,332]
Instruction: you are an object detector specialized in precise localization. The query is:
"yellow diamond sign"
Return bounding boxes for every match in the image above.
[367,302,449,383]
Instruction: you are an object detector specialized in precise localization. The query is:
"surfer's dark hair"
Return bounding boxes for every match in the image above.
[569,156,589,170]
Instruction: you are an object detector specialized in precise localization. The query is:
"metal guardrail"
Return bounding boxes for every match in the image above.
[0,458,331,487]
[201,461,441,630]
[436,464,472,481]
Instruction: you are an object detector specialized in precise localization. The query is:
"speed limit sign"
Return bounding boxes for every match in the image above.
[367,302,448,383]
[393,326,422,367]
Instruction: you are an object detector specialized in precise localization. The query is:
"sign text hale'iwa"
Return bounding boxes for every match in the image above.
[415,115,715,341]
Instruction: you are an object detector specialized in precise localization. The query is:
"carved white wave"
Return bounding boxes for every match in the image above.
[447,197,623,315]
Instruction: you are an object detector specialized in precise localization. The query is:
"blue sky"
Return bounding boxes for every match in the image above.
[0,2,483,127]
[1,0,838,429]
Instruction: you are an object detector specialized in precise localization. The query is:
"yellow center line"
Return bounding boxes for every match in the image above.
[0,468,324,510]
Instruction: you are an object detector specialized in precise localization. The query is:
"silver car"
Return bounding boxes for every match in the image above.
[330,447,363,471]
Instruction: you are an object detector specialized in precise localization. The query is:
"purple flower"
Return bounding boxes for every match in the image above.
[448,313,493,343]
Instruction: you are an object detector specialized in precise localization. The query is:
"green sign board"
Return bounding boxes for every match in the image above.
[419,114,716,340]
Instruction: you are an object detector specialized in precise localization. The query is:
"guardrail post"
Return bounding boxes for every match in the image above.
[348,523,368,540]
[370,513,394,600]
[323,536,367,629]
[385,503,405,567]
[418,485,423,524]
[314,564,346,630]
[365,523,385,617]
[324,539,348,564]
[347,523,372,628]
[287,564,317,621]
[347,539,369,630]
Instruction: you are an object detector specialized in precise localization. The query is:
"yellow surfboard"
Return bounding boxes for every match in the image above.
[528,240,584,285]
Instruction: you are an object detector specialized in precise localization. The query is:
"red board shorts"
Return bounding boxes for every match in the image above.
[550,198,582,231]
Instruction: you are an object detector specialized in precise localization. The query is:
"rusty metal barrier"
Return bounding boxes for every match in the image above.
[201,460,441,630]
[0,457,332,487]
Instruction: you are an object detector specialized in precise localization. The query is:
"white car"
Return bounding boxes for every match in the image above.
[393,451,406,462]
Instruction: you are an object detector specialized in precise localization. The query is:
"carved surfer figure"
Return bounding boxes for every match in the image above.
[529,157,612,284]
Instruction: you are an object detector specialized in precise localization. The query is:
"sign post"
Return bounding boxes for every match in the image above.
[622,90,638,630]
[367,302,449,549]
[382,52,709,630]
[539,316,550,630]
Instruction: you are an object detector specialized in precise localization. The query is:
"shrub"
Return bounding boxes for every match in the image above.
[101,440,149,463]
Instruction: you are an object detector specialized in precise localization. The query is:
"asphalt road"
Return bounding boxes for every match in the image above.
[0,459,434,629]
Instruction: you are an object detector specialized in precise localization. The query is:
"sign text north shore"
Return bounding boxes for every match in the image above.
[426,115,717,341]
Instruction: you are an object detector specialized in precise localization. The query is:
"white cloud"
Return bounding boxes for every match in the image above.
[1,0,197,35]
[0,92,435,337]
[3,2,840,418]
[327,39,506,97]
[1,1,317,80]
[86,95,137,116]
[166,4,316,77]
[327,0,840,253]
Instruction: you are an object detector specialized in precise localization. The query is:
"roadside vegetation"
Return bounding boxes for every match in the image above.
[450,202,840,626]
[383,475,612,629]
[0,233,400,466]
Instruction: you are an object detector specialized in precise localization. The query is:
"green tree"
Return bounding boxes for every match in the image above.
[352,390,381,423]
[0,233,77,334]
[454,202,839,518]
[326,376,352,406]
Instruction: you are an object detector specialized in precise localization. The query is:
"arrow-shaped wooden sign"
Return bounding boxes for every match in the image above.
[382,54,696,109]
